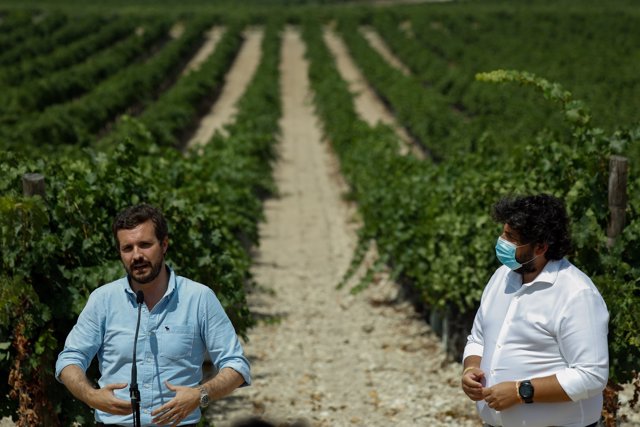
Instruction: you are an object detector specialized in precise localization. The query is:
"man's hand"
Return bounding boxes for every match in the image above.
[87,383,132,415]
[60,366,132,415]
[461,367,485,401]
[482,381,521,411]
[151,381,200,426]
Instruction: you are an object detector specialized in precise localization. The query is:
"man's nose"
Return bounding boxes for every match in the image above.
[132,246,144,259]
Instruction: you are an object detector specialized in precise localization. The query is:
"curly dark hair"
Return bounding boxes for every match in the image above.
[492,194,572,260]
[112,203,168,249]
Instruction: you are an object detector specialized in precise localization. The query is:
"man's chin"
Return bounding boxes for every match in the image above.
[515,265,535,275]
[130,271,154,284]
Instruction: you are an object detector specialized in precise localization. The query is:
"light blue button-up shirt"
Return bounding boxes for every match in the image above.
[55,267,251,426]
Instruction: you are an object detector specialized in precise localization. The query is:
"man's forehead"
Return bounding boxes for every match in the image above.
[117,221,156,240]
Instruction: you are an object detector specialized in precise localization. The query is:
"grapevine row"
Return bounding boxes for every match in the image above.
[0,11,67,53]
[2,16,215,151]
[101,22,244,150]
[0,18,170,121]
[0,16,138,88]
[336,16,464,161]
[0,15,103,66]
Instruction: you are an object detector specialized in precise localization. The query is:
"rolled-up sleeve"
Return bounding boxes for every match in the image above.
[463,304,485,361]
[555,288,609,401]
[203,290,251,386]
[463,276,493,362]
[55,293,103,382]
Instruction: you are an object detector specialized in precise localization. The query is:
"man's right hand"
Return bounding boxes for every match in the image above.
[88,383,133,415]
[60,365,133,415]
[461,367,486,401]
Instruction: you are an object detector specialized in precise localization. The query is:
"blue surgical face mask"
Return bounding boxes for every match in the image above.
[495,236,527,270]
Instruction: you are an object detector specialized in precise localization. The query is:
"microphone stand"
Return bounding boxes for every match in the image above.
[131,290,144,427]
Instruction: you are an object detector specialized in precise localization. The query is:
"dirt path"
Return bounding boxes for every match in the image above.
[207,27,477,427]
[187,28,263,148]
[182,26,225,75]
[322,28,424,160]
[359,26,411,77]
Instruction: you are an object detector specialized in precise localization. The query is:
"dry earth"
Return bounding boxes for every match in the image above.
[359,26,411,77]
[206,27,478,427]
[182,26,225,76]
[322,27,423,159]
[187,28,264,148]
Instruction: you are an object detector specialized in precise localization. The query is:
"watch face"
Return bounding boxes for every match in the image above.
[200,388,210,407]
[519,381,534,399]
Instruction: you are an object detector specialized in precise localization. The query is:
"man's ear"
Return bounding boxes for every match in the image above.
[535,242,549,256]
[162,236,169,255]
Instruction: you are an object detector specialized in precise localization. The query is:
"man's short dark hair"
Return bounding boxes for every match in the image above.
[112,203,168,248]
[492,194,572,260]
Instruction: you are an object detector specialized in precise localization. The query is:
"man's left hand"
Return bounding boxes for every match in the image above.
[151,381,200,426]
[482,381,521,411]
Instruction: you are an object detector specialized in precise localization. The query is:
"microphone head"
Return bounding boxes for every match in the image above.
[136,290,144,305]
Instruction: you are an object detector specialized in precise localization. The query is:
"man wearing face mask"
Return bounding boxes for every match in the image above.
[461,194,609,427]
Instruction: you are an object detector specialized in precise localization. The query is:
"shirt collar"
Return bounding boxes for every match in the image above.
[521,259,562,287]
[121,265,177,301]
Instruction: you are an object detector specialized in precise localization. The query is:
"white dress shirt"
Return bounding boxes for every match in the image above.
[463,258,609,427]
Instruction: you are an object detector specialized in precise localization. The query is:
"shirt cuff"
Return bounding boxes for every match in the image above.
[462,342,484,362]
[221,361,251,387]
[555,367,606,401]
[55,359,86,383]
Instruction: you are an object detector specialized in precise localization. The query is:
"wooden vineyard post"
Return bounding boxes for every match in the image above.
[22,173,45,198]
[603,155,628,427]
[606,156,628,249]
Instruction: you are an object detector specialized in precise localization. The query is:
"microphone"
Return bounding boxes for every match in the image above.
[130,290,144,427]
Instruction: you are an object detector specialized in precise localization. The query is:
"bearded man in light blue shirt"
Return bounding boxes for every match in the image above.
[55,204,251,426]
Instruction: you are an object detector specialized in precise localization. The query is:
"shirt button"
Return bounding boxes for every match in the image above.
[490,370,495,375]
[497,344,502,349]
[144,383,150,389]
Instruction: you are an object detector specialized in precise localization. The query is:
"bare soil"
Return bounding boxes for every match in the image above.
[187,28,264,148]
[182,26,225,76]
[206,27,478,427]
[322,27,423,159]
[359,26,411,77]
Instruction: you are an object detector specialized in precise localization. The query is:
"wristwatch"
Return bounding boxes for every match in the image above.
[198,386,210,408]
[518,380,534,404]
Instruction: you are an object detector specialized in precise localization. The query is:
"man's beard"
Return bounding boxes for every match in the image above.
[128,259,163,284]
[515,262,536,275]
[515,248,537,275]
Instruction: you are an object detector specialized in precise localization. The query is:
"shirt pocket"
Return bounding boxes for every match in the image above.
[158,325,195,361]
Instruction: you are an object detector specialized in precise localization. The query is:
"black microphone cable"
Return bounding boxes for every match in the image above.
[130,290,144,427]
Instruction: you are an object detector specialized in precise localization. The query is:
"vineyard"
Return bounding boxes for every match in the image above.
[1,0,639,426]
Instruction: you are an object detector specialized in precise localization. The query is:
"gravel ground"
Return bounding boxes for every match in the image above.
[206,27,478,427]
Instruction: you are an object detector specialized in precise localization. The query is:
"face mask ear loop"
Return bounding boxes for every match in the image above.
[520,253,540,266]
